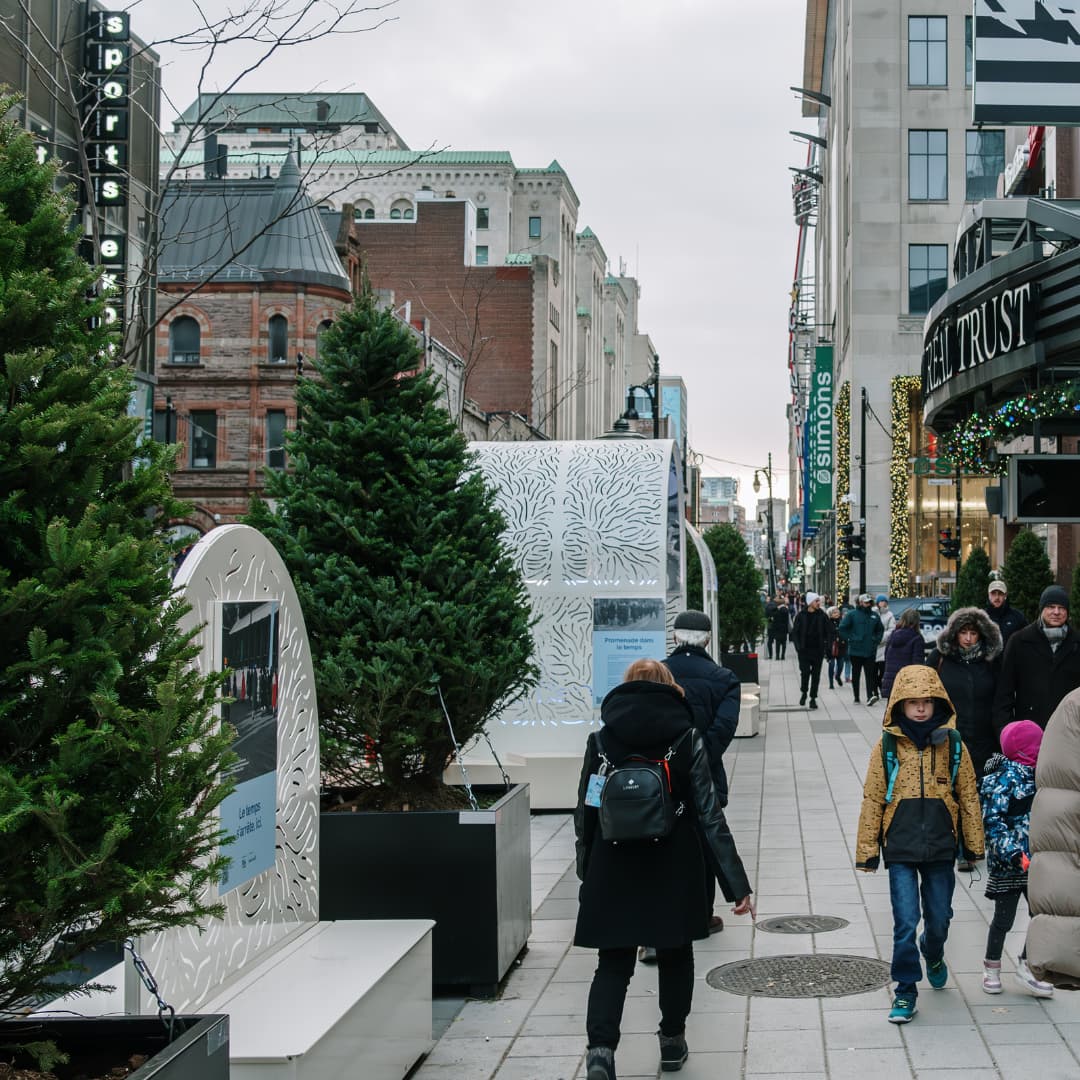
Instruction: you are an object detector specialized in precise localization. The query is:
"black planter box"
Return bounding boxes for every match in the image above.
[0,1014,229,1079]
[320,783,531,996]
[721,650,759,685]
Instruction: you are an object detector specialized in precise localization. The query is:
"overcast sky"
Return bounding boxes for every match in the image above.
[146,0,807,514]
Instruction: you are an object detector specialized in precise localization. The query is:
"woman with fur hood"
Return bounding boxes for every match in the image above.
[926,607,1003,780]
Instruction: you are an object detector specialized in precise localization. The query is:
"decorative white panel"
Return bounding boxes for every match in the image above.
[133,525,319,1013]
[472,440,683,758]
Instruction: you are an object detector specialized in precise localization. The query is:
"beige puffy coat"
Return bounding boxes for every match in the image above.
[1028,686,1080,988]
[856,665,984,869]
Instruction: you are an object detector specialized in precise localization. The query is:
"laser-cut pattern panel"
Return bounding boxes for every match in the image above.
[134,525,319,1013]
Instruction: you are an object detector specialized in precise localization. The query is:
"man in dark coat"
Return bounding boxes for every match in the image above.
[985,580,1027,648]
[993,586,1080,733]
[764,595,779,659]
[768,594,791,660]
[839,593,884,705]
[791,592,833,709]
[664,610,739,933]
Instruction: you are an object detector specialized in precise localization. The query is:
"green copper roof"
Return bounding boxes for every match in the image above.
[576,305,590,317]
[578,226,596,239]
[164,148,516,169]
[504,253,534,265]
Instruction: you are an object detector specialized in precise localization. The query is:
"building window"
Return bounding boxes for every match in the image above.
[403,207,414,220]
[169,315,200,364]
[364,207,375,219]
[189,411,217,468]
[353,201,375,221]
[909,244,949,314]
[268,314,288,363]
[909,16,947,87]
[316,319,333,359]
[965,15,973,87]
[266,410,287,470]
[966,129,1004,200]
[476,207,489,229]
[389,207,402,220]
[152,408,168,443]
[390,199,413,221]
[909,129,948,200]
[528,216,541,239]
[475,245,489,266]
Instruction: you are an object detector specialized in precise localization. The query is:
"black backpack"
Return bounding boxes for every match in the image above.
[595,730,689,843]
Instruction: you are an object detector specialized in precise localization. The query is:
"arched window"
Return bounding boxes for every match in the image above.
[403,207,414,220]
[389,208,402,220]
[316,319,333,360]
[390,198,413,221]
[364,207,374,219]
[268,314,288,364]
[353,200,375,221]
[169,315,200,364]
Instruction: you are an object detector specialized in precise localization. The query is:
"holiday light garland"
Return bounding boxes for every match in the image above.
[891,376,921,596]
[940,376,1080,474]
[835,381,851,602]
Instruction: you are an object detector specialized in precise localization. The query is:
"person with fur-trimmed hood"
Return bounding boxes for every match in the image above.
[856,665,985,1023]
[926,607,1003,780]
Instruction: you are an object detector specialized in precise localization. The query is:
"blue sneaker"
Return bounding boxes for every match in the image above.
[926,956,948,989]
[888,996,917,1023]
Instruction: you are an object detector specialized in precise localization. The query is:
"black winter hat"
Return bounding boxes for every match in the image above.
[1039,585,1070,613]
[674,610,711,631]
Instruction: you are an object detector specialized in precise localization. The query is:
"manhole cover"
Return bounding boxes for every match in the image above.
[756,914,849,935]
[706,954,891,998]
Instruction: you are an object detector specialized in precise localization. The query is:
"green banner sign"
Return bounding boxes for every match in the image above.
[806,345,834,521]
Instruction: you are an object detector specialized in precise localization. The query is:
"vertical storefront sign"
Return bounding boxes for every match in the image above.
[806,345,834,524]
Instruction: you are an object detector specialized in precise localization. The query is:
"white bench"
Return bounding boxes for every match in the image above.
[199,920,433,1080]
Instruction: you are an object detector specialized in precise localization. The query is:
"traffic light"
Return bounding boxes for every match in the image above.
[848,532,865,561]
[938,529,961,560]
[838,521,854,559]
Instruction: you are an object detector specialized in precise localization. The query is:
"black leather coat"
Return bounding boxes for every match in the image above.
[993,622,1080,733]
[573,681,751,949]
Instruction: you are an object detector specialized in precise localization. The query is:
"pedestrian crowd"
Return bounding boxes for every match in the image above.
[573,577,1080,1077]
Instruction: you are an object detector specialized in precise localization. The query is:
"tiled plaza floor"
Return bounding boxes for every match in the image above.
[412,653,1080,1080]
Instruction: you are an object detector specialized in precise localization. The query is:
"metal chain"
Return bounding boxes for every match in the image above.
[123,938,176,1041]
[481,730,512,790]
[436,683,479,811]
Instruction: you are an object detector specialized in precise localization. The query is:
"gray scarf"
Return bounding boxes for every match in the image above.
[957,641,985,664]
[1041,621,1068,653]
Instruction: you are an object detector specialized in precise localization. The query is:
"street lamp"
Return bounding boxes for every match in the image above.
[622,353,660,439]
[753,452,778,597]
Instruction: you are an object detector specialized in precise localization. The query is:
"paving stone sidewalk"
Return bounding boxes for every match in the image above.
[412,653,1080,1080]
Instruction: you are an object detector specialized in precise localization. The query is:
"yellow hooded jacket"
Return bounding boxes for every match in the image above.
[856,665,985,869]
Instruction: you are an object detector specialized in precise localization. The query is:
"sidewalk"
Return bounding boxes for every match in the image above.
[412,654,1080,1080]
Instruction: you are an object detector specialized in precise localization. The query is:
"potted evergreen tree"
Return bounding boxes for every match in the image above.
[0,102,232,1073]
[247,288,537,993]
[705,525,766,684]
[1002,528,1054,621]
[951,544,992,611]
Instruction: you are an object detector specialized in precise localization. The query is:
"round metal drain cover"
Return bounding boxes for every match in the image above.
[756,914,849,935]
[706,954,891,998]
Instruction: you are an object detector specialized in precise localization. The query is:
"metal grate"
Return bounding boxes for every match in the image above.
[756,915,849,935]
[706,954,891,998]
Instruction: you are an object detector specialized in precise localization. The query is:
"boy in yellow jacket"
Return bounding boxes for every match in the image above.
[856,665,985,1023]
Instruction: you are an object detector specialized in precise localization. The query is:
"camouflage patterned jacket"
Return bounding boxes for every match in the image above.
[856,665,985,869]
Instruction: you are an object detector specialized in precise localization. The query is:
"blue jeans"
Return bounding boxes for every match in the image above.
[888,861,955,998]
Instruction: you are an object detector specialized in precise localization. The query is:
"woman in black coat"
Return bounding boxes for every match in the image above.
[574,660,753,1080]
[879,608,926,698]
[926,606,1003,779]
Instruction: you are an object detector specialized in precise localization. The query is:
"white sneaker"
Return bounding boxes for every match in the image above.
[867,693,880,706]
[982,961,1002,994]
[1015,958,1054,998]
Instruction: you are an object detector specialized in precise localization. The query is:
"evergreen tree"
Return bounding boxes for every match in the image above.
[0,102,234,1010]
[700,525,765,651]
[951,544,992,612]
[247,289,537,808]
[686,533,703,610]
[1001,529,1054,622]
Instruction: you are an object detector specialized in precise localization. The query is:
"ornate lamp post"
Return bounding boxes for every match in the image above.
[753,453,778,597]
[623,353,661,439]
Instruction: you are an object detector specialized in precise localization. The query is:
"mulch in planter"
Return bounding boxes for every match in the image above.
[0,1052,148,1080]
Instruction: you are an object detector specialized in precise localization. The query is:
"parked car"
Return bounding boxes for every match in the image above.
[887,596,951,645]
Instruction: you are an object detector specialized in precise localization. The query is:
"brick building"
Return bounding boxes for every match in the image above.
[155,152,351,532]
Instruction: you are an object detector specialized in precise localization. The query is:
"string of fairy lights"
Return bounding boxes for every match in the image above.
[890,375,921,596]
[834,381,851,602]
[941,376,1080,475]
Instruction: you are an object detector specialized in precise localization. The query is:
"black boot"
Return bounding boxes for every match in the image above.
[799,693,807,706]
[659,1032,688,1072]
[586,1046,616,1080]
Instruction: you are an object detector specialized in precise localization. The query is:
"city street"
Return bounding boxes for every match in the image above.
[414,654,1080,1080]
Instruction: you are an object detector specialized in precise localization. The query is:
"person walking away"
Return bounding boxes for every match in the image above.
[992,586,1080,734]
[769,594,791,660]
[875,594,897,700]
[791,592,831,709]
[664,610,739,934]
[764,595,779,659]
[575,660,754,1078]
[826,606,847,688]
[839,594,884,705]
[855,665,985,1023]
[927,608,1002,781]
[985,580,1026,650]
[1026,686,1080,990]
[979,720,1054,997]
[880,609,924,699]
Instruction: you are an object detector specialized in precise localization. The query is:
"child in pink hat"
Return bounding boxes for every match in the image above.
[979,720,1054,997]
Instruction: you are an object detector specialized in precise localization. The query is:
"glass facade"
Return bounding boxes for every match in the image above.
[909,244,949,314]
[966,130,1004,201]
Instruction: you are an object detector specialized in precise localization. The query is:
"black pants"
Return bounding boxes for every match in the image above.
[774,635,787,659]
[849,656,875,700]
[985,889,1028,962]
[799,655,823,700]
[586,944,694,1050]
